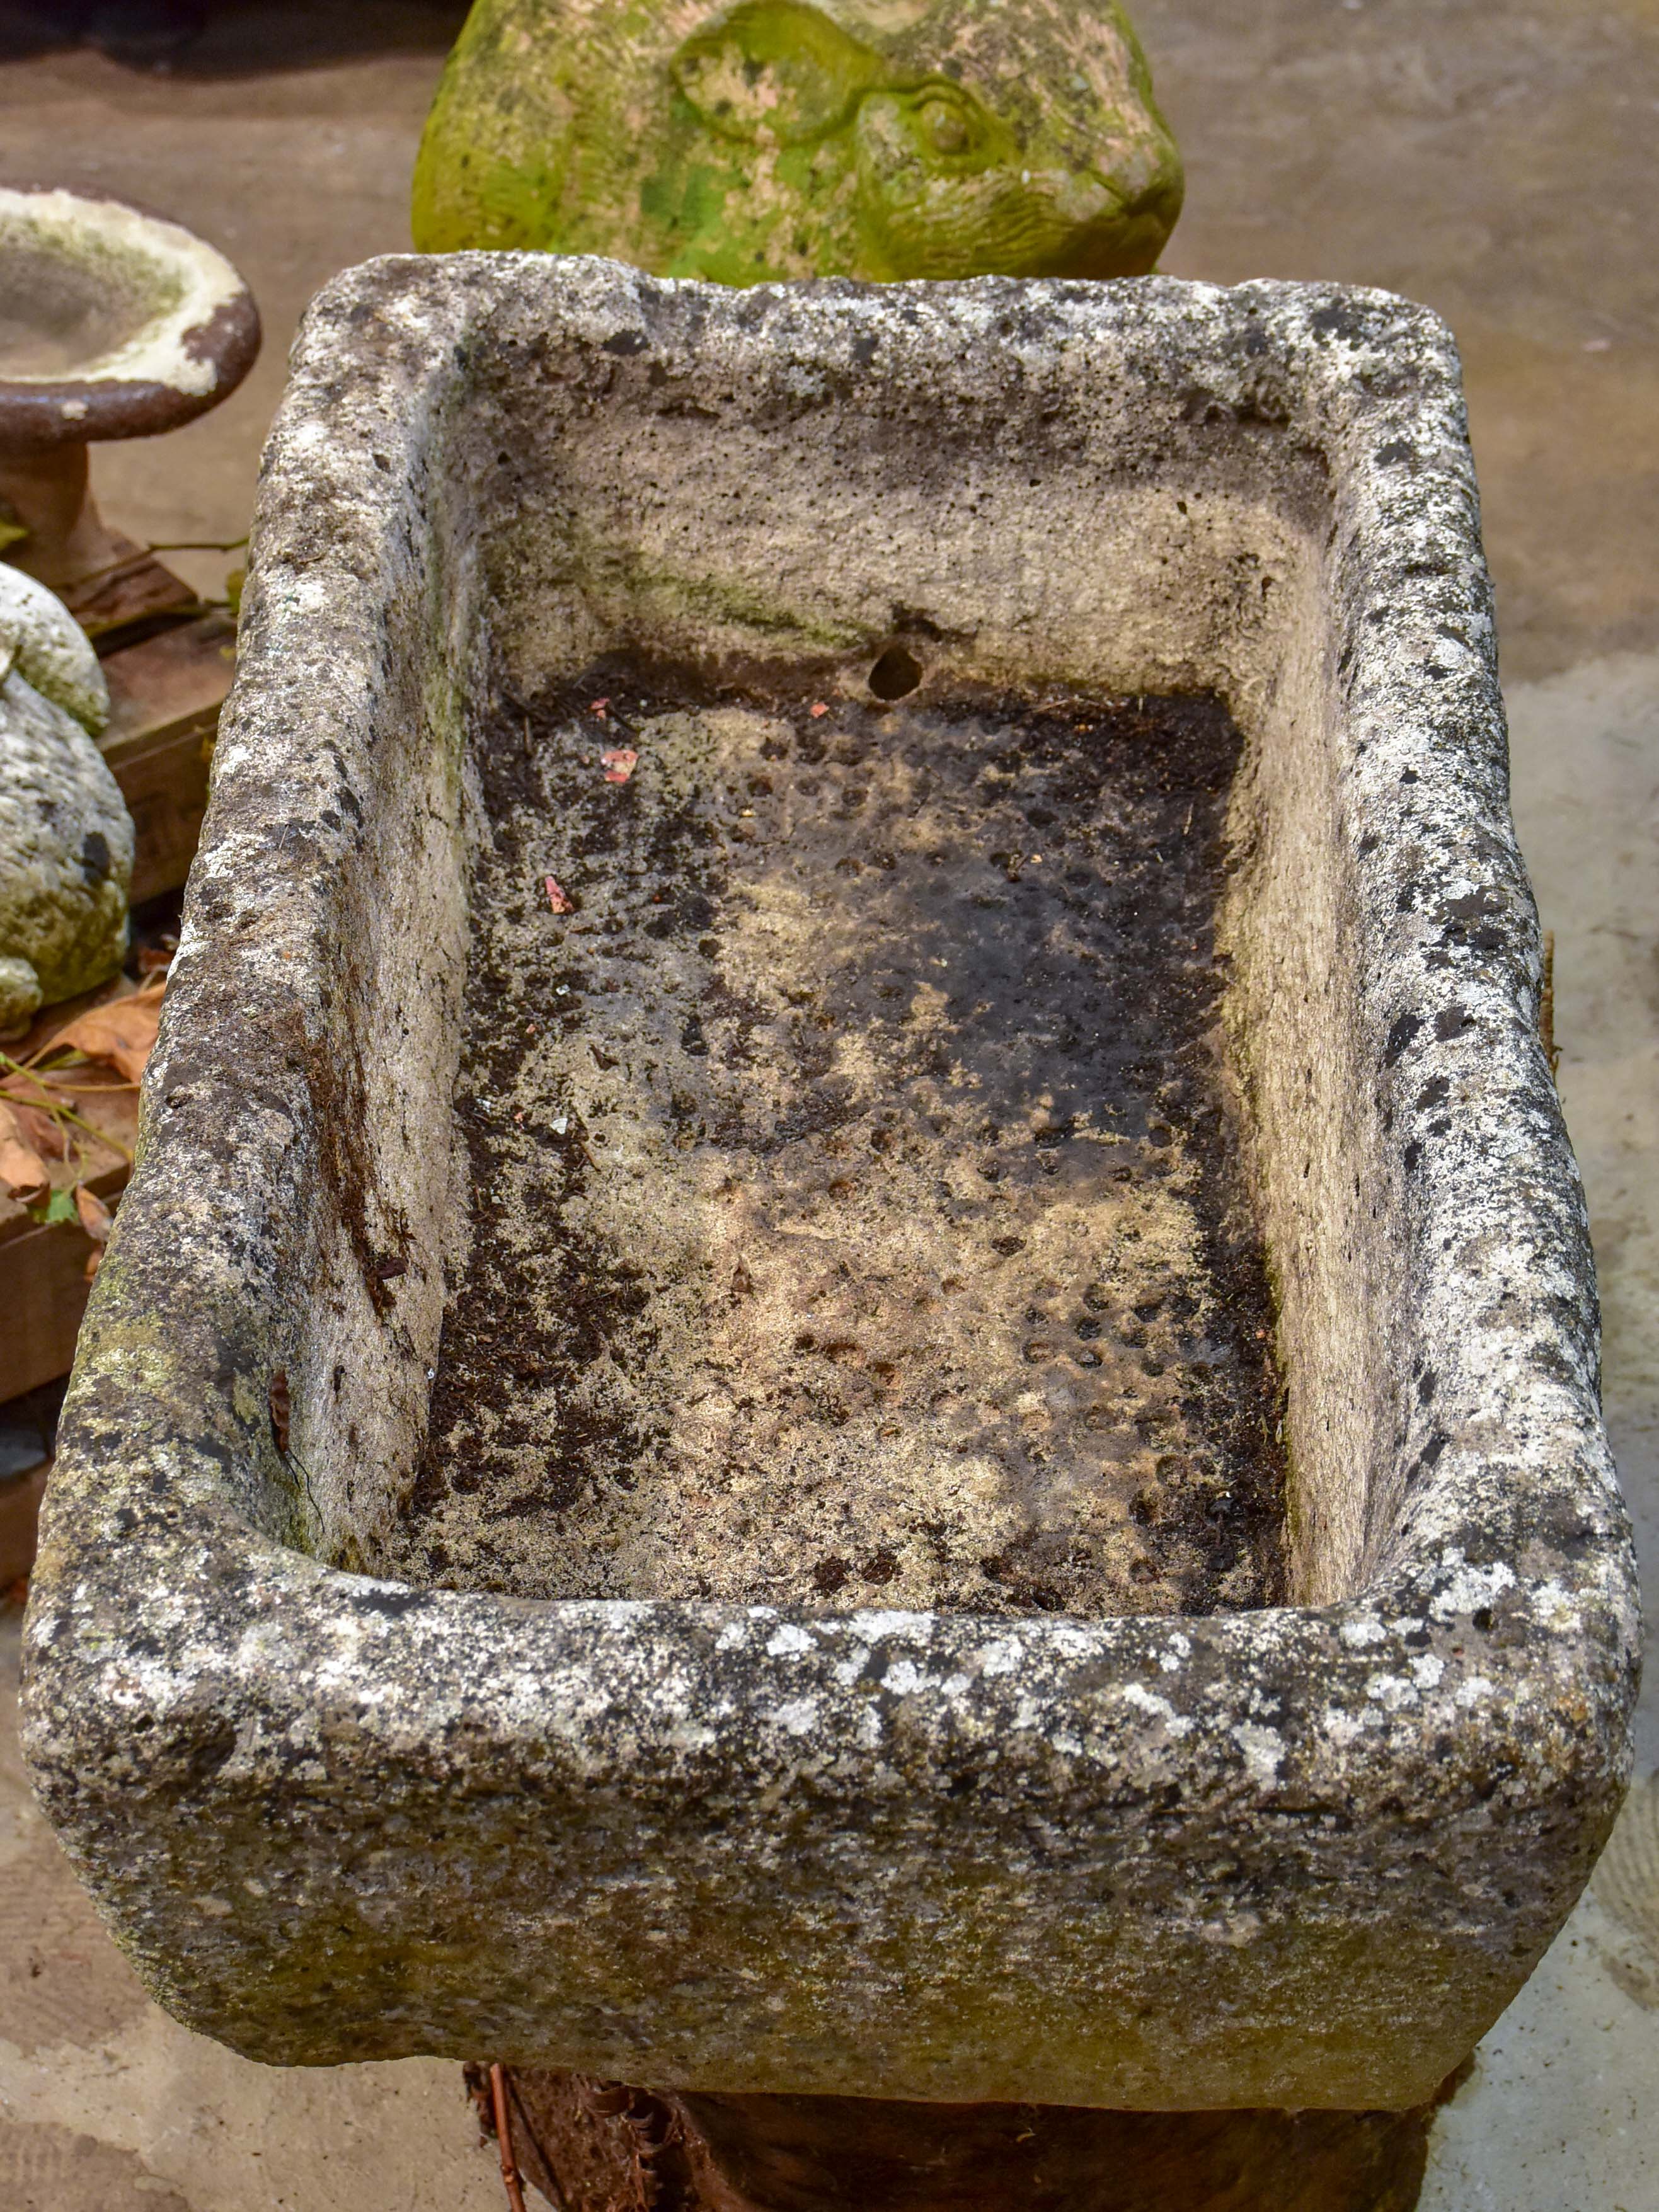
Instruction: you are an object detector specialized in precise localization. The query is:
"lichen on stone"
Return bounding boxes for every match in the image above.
[17,263,1639,2114]
[411,1,1183,283]
[0,564,129,1032]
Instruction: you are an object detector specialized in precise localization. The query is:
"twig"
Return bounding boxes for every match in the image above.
[143,536,249,554]
[50,546,163,593]
[51,537,248,595]
[0,1052,134,1164]
[8,1075,139,1094]
[3,1048,135,1094]
[1541,930,1560,1077]
[285,1447,323,1521]
[490,2064,529,2212]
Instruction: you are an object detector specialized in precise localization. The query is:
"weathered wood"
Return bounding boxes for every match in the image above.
[100,611,232,901]
[49,530,202,645]
[0,1212,115,1405]
[0,1460,47,1588]
[0,987,139,1404]
[491,2072,1448,2212]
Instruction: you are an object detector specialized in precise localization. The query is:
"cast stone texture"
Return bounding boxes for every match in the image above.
[20,259,1639,2113]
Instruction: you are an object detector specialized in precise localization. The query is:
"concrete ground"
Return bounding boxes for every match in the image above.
[1,1,1656,2204]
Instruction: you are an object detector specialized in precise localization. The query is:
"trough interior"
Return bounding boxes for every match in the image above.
[378,661,1288,1617]
[294,304,1392,1620]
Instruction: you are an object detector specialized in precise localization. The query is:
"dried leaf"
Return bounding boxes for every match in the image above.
[0,1104,48,1200]
[74,1184,112,1244]
[809,702,830,719]
[600,747,638,784]
[11,1102,66,1160]
[544,875,574,914]
[84,1247,102,1283]
[269,1368,291,1454]
[40,981,163,1084]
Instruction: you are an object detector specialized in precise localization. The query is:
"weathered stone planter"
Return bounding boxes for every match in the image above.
[21,262,1638,2126]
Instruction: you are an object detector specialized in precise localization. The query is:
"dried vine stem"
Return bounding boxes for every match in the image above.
[1540,929,1561,1077]
[491,2063,529,2212]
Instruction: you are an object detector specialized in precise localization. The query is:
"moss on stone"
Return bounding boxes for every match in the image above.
[411,0,1183,284]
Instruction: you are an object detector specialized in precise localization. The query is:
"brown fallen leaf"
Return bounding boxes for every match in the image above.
[544,875,573,914]
[269,1368,291,1455]
[9,1099,66,1160]
[35,979,164,1084]
[74,1184,112,1244]
[600,746,638,784]
[0,1104,49,1201]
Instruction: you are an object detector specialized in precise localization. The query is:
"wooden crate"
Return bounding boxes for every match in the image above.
[100,609,234,902]
[1,586,232,1406]
[0,990,140,1405]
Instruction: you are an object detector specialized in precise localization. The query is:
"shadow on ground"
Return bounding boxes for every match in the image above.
[0,1,468,75]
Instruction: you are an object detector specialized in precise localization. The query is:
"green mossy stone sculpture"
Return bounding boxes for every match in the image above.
[412,0,1183,283]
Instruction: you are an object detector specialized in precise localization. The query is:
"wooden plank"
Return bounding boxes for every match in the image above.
[0,1461,48,1589]
[0,1219,105,1404]
[99,612,234,903]
[0,988,141,1404]
[54,534,201,645]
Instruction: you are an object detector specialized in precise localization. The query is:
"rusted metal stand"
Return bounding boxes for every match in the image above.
[477,2068,1452,2212]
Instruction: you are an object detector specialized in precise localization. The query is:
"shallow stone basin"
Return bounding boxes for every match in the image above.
[20,260,1638,2112]
[0,183,256,436]
[0,183,259,597]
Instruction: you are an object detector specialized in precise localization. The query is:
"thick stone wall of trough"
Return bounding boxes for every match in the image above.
[17,261,1638,2114]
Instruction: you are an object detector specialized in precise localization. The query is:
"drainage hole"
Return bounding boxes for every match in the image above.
[868,643,924,700]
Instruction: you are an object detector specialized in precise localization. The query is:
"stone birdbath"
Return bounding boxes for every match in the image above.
[20,262,1639,2212]
[0,182,259,631]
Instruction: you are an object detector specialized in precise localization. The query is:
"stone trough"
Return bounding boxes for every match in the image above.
[21,263,1638,2132]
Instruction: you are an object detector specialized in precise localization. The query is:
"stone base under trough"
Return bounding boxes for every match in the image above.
[479,2068,1458,2212]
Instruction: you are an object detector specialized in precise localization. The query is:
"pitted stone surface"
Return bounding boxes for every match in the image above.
[0,563,127,1031]
[386,680,1287,1619]
[20,261,1639,2111]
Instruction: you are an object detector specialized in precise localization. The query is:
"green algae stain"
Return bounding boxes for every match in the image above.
[413,0,1183,285]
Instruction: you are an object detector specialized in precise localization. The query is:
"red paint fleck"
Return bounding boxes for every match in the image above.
[545,875,573,912]
[601,747,638,784]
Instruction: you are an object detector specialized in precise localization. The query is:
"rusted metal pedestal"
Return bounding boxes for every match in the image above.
[481,2069,1452,2212]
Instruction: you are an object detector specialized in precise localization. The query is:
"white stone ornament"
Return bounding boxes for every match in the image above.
[0,563,130,1033]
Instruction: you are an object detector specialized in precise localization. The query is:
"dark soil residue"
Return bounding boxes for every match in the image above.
[381,659,1287,1618]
